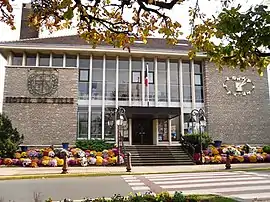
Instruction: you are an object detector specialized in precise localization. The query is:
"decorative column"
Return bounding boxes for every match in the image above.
[36,53,39,66]
[191,60,196,109]
[179,59,184,136]
[168,120,172,145]
[22,52,26,66]
[88,55,93,140]
[63,54,66,67]
[101,55,106,139]
[167,59,171,106]
[115,56,119,144]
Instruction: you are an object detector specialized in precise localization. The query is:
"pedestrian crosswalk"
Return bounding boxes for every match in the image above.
[122,171,270,201]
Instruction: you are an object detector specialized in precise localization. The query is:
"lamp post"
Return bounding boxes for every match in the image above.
[107,107,127,165]
[189,108,206,164]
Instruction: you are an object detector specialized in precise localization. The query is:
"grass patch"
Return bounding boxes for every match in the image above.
[186,194,238,202]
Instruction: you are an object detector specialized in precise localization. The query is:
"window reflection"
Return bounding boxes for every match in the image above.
[66,55,77,67]
[158,119,168,141]
[170,60,180,102]
[79,69,89,100]
[92,58,103,100]
[78,110,88,139]
[26,54,36,66]
[79,56,90,69]
[105,58,116,100]
[39,54,50,66]
[91,107,102,139]
[131,59,142,101]
[157,60,167,101]
[194,62,204,102]
[52,54,63,66]
[171,116,180,141]
[119,58,129,101]
[12,53,23,66]
[183,61,191,102]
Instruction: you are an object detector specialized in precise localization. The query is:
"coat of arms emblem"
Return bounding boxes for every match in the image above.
[27,70,59,96]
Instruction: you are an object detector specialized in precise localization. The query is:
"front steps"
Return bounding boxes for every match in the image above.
[124,145,195,166]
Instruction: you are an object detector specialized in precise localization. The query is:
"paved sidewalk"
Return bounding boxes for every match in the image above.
[0,163,269,176]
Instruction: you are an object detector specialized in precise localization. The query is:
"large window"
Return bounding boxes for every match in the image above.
[194,62,204,102]
[79,56,90,68]
[66,55,77,67]
[145,59,155,101]
[183,61,192,102]
[170,60,180,102]
[171,117,180,141]
[118,58,129,101]
[105,57,116,100]
[131,58,142,101]
[104,107,115,141]
[91,107,102,139]
[157,60,167,101]
[52,54,63,67]
[92,57,103,100]
[12,53,23,65]
[26,54,36,66]
[158,119,168,141]
[78,109,88,139]
[78,69,89,99]
[39,54,50,66]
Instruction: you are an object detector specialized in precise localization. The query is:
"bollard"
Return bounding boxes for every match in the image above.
[61,151,68,174]
[126,152,132,172]
[225,152,231,170]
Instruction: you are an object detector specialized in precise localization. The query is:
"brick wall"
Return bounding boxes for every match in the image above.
[3,67,78,145]
[204,61,270,145]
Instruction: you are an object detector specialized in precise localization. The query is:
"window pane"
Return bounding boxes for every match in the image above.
[66,55,77,67]
[39,54,50,66]
[12,53,23,65]
[182,61,190,73]
[52,54,63,66]
[171,116,180,141]
[79,56,90,69]
[78,112,88,139]
[104,107,115,141]
[132,58,142,101]
[158,119,168,141]
[26,54,36,66]
[183,85,191,102]
[92,57,103,100]
[79,70,89,81]
[194,62,202,73]
[157,60,167,101]
[119,58,129,101]
[195,74,202,85]
[91,107,102,139]
[170,61,179,102]
[195,86,204,102]
[183,73,191,85]
[105,58,116,100]
[78,82,89,100]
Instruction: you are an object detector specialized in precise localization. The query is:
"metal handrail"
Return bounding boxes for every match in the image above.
[179,134,195,161]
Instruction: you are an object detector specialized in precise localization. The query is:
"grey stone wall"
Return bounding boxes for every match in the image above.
[3,67,78,145]
[204,61,270,145]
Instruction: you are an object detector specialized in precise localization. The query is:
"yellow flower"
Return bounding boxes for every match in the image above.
[96,156,103,165]
[14,152,21,159]
[249,155,257,163]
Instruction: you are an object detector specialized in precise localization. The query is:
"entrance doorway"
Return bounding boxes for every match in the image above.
[132,118,153,145]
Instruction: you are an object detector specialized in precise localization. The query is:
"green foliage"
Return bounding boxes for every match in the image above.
[173,191,186,202]
[263,145,270,154]
[75,139,114,151]
[0,113,24,158]
[184,132,213,149]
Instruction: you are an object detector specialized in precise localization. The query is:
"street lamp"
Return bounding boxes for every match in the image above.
[190,108,206,164]
[106,107,127,165]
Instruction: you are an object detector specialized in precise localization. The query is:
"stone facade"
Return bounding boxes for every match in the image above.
[204,61,270,144]
[3,67,78,145]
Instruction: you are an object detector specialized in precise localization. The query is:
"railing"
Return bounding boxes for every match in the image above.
[179,134,195,162]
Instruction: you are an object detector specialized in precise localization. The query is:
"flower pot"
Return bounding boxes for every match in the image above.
[62,143,69,150]
[20,146,28,152]
[214,140,222,148]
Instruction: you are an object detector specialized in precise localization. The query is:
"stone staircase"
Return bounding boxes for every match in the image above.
[124,145,195,166]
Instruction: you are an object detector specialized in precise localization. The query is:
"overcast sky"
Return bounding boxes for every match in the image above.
[0,0,269,112]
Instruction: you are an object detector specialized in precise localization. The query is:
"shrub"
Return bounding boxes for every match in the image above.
[75,139,114,151]
[184,132,213,150]
[0,113,24,158]
[263,145,270,154]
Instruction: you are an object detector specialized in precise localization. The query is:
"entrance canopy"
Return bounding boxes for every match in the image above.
[123,106,180,120]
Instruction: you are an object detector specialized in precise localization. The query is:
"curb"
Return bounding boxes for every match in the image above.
[0,167,269,181]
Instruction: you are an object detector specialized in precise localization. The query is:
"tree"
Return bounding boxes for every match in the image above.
[0,0,269,74]
[0,113,24,158]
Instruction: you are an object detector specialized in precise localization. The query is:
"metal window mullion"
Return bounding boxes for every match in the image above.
[191,60,195,109]
[101,54,106,140]
[154,57,158,106]
[179,59,184,137]
[49,53,53,67]
[142,57,145,105]
[63,53,66,67]
[129,56,132,106]
[22,52,26,66]
[116,56,119,108]
[36,53,39,67]
[88,54,92,140]
[167,58,171,105]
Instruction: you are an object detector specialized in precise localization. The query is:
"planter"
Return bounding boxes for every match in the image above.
[62,143,69,150]
[214,140,222,148]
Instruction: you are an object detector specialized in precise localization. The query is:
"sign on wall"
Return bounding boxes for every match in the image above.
[223,76,255,97]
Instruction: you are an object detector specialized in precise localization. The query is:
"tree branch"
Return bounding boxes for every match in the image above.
[255,49,270,57]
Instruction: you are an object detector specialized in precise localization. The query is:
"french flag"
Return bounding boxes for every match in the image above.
[145,63,149,87]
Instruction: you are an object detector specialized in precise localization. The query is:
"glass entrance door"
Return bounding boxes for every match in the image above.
[132,118,153,145]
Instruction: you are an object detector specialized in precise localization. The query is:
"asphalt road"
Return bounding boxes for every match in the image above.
[0,176,133,202]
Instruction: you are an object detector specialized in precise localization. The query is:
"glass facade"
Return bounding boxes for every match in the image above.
[9,52,204,141]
